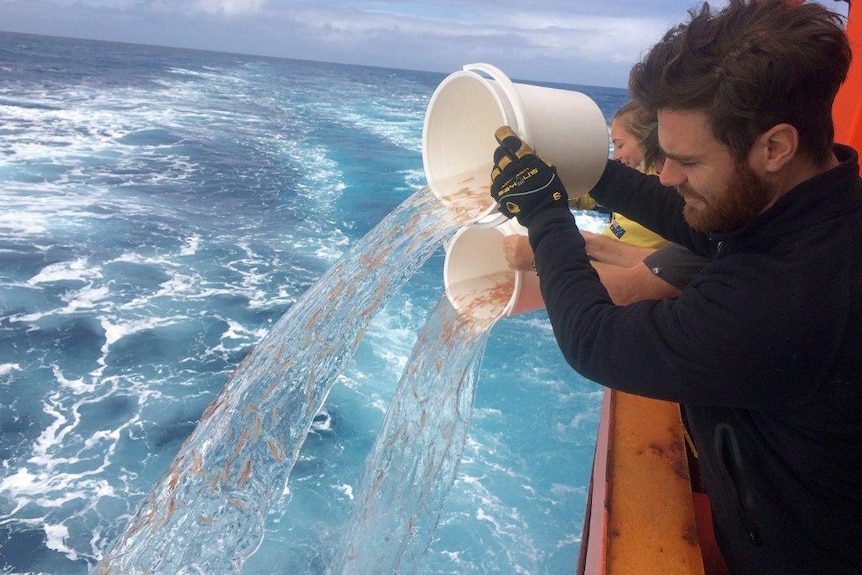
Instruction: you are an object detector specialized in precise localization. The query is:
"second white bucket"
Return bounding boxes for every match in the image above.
[443,221,544,322]
[423,63,610,227]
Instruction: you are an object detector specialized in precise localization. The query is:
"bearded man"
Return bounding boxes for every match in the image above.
[487,1,862,573]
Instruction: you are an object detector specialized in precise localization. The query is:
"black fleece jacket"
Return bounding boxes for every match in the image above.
[528,146,862,575]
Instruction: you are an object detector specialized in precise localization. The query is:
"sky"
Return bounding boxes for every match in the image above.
[0,0,851,88]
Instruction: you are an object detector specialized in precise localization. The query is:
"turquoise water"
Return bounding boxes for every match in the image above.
[0,31,627,574]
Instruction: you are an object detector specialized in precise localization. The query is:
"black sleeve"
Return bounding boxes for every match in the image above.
[526,207,845,410]
[589,160,714,258]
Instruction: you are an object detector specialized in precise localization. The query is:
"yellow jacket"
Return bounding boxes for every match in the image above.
[600,166,668,249]
[601,213,668,248]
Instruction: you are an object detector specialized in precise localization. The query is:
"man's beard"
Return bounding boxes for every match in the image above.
[682,162,775,233]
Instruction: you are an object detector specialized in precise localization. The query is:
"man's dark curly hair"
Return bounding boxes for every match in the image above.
[629,0,851,165]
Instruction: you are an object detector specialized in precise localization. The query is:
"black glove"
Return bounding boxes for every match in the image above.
[490,126,569,227]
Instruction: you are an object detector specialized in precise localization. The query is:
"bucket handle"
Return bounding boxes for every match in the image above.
[460,63,532,228]
[462,63,533,145]
[471,211,509,228]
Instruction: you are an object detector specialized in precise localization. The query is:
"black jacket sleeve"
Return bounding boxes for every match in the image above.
[588,160,714,257]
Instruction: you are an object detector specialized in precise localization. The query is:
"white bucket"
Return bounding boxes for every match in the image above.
[443,220,544,322]
[423,63,609,228]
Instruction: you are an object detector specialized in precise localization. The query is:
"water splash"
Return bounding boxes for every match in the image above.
[94,186,473,574]
[331,295,497,574]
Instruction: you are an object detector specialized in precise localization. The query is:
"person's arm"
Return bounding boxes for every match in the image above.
[590,161,713,257]
[527,205,841,409]
[502,235,535,272]
[504,230,658,272]
[503,233,682,304]
[592,261,681,305]
[580,230,656,267]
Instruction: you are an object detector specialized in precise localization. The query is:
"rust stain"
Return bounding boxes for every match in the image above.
[604,393,704,573]
[682,524,700,546]
[673,458,691,481]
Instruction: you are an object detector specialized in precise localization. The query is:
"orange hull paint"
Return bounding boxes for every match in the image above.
[577,391,721,575]
[834,3,862,158]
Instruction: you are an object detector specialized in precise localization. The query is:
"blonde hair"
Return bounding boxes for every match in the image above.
[613,101,661,169]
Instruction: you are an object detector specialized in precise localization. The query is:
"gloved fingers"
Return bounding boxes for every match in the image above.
[491,126,536,181]
[494,126,534,159]
[491,147,512,182]
[491,126,533,181]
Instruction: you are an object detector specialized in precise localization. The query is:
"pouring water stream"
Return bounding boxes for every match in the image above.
[95,177,495,573]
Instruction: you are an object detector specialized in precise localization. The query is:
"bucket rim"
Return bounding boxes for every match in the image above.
[442,225,522,320]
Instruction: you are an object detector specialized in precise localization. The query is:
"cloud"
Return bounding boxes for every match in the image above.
[288,6,659,57]
[0,0,694,87]
[275,4,667,86]
[473,12,670,63]
[192,0,268,17]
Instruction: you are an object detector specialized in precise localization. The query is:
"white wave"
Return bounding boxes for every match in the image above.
[0,363,22,377]
[206,318,269,359]
[60,285,112,312]
[335,108,422,153]
[112,251,175,267]
[99,316,182,351]
[52,365,96,395]
[179,234,200,256]
[30,395,76,470]
[335,483,354,501]
[0,465,115,511]
[312,231,351,262]
[403,167,427,190]
[45,523,78,561]
[280,139,346,207]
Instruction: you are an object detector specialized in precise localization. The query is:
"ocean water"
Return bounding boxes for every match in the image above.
[0,31,627,574]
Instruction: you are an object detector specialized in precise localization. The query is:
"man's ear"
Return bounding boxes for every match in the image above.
[754,123,799,173]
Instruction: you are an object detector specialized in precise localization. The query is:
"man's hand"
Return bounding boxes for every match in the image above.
[490,126,569,227]
[502,235,535,272]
